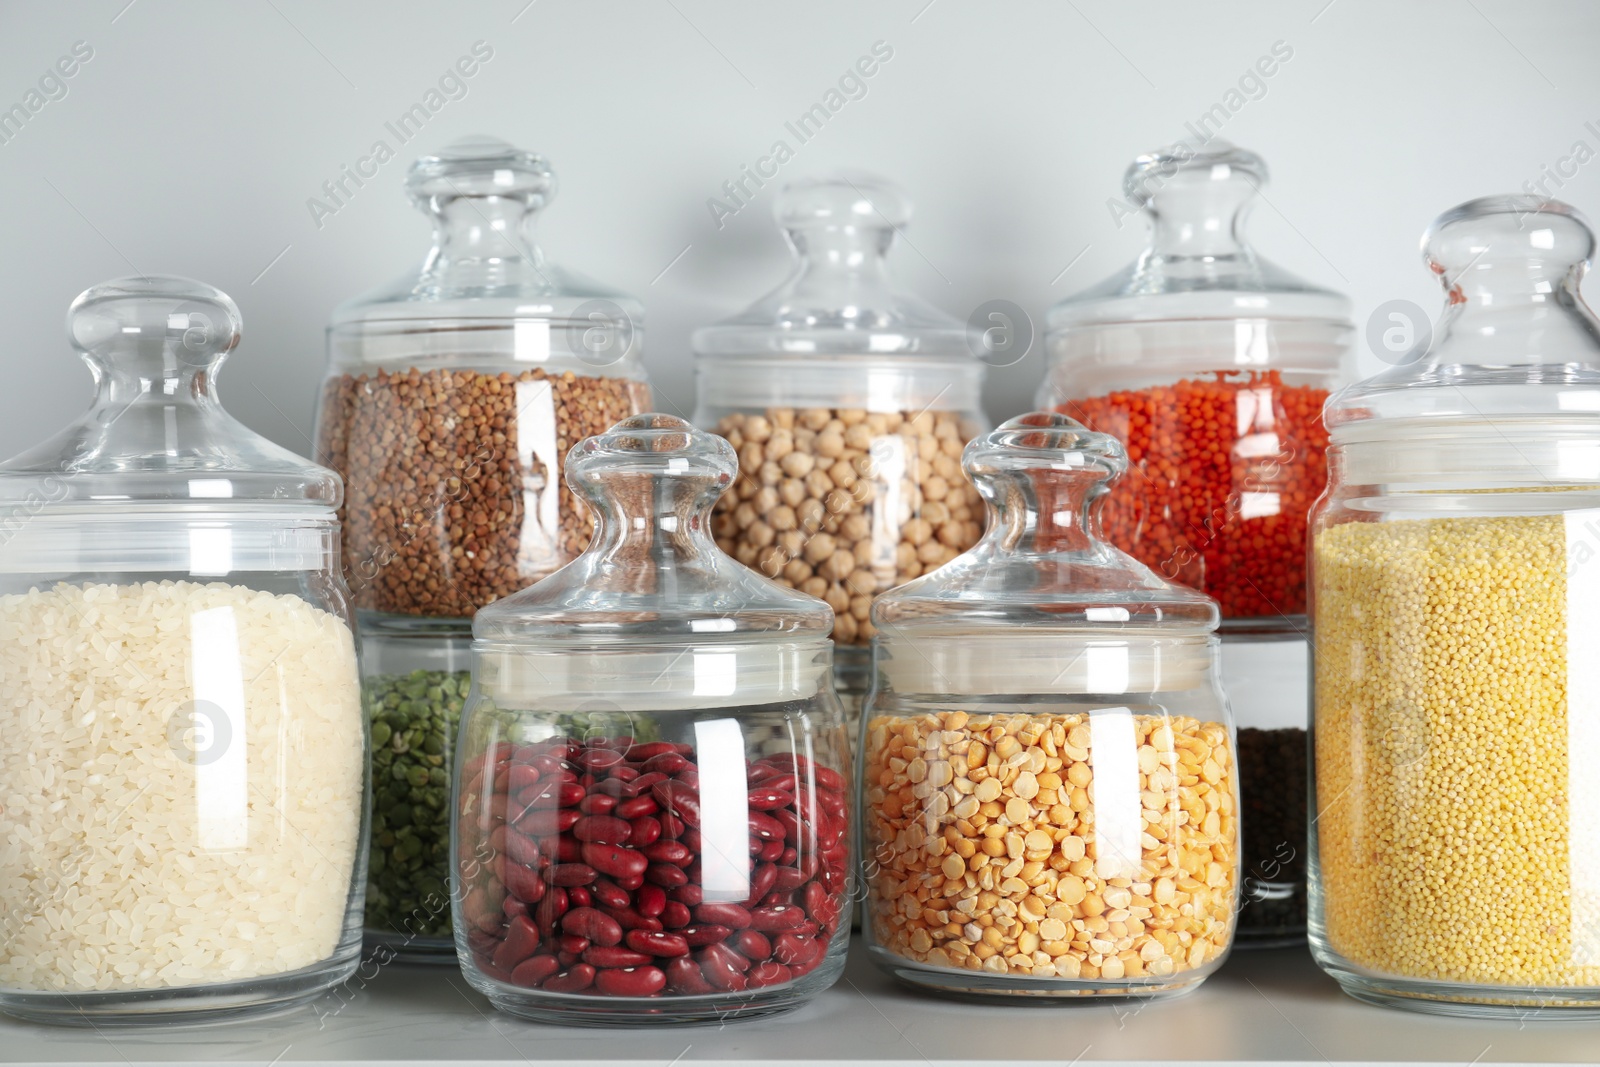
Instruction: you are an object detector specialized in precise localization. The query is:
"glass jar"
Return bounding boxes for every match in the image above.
[316,135,651,626]
[693,173,988,732]
[861,412,1239,998]
[360,630,471,960]
[453,414,852,1025]
[0,277,366,1024]
[1309,196,1600,1016]
[1038,140,1351,627]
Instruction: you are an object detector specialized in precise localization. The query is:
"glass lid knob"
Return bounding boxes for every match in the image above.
[69,274,241,380]
[964,412,1126,554]
[1423,195,1594,304]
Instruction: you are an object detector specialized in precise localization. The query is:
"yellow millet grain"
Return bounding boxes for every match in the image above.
[863,711,1237,984]
[1315,515,1600,988]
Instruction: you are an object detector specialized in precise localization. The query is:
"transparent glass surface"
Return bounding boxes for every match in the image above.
[860,413,1238,998]
[316,136,650,628]
[692,174,988,713]
[1310,197,1600,1016]
[1038,141,1351,626]
[0,278,366,1025]
[453,416,851,1025]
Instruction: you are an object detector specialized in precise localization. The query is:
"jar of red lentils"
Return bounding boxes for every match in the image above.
[861,412,1239,998]
[1310,196,1600,1016]
[1038,140,1350,627]
[692,173,988,733]
[454,415,852,1025]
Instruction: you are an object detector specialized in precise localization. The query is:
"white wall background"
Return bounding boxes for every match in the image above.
[0,0,1597,461]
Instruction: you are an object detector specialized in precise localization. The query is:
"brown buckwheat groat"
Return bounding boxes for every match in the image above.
[863,710,1237,981]
[710,407,983,644]
[317,366,650,618]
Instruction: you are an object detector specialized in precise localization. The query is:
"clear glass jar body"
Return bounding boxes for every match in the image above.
[861,636,1238,997]
[0,276,368,1025]
[1222,633,1308,947]
[319,320,651,625]
[1309,437,1600,1013]
[1040,321,1344,624]
[361,629,472,961]
[453,646,852,1024]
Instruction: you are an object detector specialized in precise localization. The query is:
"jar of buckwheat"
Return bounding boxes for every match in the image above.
[692,174,987,725]
[314,136,649,960]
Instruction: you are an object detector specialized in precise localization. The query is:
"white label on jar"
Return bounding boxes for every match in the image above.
[1089,707,1142,881]
[1566,511,1600,966]
[514,378,560,568]
[694,717,752,902]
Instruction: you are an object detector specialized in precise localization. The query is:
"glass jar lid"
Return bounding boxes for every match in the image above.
[872,412,1218,695]
[330,135,641,357]
[0,275,338,512]
[1326,196,1600,482]
[1049,140,1350,331]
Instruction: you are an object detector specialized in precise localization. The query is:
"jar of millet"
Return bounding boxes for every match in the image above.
[1038,140,1350,947]
[860,413,1239,999]
[692,173,987,726]
[1310,195,1600,1017]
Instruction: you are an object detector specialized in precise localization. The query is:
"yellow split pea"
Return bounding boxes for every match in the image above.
[1314,514,1600,990]
[863,710,1237,983]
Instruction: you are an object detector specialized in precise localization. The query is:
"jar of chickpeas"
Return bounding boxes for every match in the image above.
[1310,196,1600,1017]
[860,413,1239,999]
[693,173,988,726]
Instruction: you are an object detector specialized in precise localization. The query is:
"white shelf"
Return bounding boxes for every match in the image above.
[5,941,1597,1066]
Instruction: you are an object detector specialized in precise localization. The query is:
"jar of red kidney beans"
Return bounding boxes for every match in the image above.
[452,415,852,1025]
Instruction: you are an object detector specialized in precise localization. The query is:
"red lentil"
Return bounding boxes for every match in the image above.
[1057,370,1328,618]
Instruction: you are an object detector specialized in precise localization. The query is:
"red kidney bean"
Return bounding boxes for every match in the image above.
[625,929,690,957]
[733,929,772,961]
[488,824,510,854]
[555,933,590,956]
[502,864,546,904]
[746,961,793,988]
[556,836,583,863]
[527,754,563,775]
[492,764,513,794]
[580,748,625,772]
[515,808,581,837]
[766,754,847,793]
[572,815,632,844]
[642,840,691,866]
[624,740,680,761]
[669,884,704,907]
[772,808,804,844]
[534,887,568,936]
[642,752,691,775]
[818,791,847,822]
[561,907,623,946]
[595,966,667,997]
[772,866,806,892]
[510,953,560,987]
[759,890,793,909]
[820,862,847,895]
[491,916,541,971]
[698,945,748,991]
[748,811,785,842]
[744,863,778,907]
[615,871,645,892]
[542,964,596,993]
[615,795,659,820]
[597,905,662,933]
[581,842,649,881]
[789,920,821,939]
[660,901,691,929]
[680,828,703,854]
[666,957,715,995]
[609,765,640,783]
[750,905,806,932]
[590,878,630,911]
[578,793,618,815]
[680,923,733,948]
[677,771,700,792]
[507,831,541,868]
[583,944,653,968]
[508,764,543,792]
[627,816,661,848]
[660,813,686,839]
[747,787,794,811]
[758,839,786,863]
[772,932,821,968]
[645,862,689,888]
[567,886,591,908]
[635,883,667,919]
[704,940,751,972]
[693,902,751,929]
[778,847,797,867]
[504,896,529,920]
[549,863,598,887]
[651,780,701,828]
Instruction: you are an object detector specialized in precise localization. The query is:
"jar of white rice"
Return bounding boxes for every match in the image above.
[0,277,367,1025]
